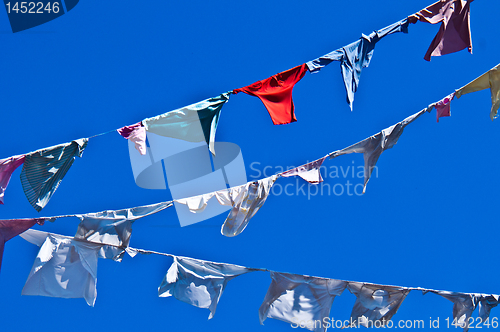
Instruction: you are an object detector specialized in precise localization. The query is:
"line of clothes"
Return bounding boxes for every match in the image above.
[0,102,460,265]
[1,61,499,279]
[3,225,498,332]
[1,62,499,250]
[1,54,498,214]
[0,0,490,212]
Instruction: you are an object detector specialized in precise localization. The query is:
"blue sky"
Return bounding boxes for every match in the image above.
[1,0,499,331]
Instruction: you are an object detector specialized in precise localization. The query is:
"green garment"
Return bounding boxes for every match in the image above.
[456,64,500,120]
[142,92,231,155]
[20,138,88,212]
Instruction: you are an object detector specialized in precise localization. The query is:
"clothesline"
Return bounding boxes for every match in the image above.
[0,0,482,213]
[2,59,497,231]
[87,129,118,139]
[15,227,499,332]
[123,247,498,296]
[0,99,476,275]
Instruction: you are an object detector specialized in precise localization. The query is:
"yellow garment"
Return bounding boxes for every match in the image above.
[456,64,500,120]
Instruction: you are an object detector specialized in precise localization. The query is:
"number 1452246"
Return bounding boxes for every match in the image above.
[5,2,60,14]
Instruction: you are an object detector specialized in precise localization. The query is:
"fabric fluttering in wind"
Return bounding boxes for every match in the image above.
[455,64,500,120]
[20,138,89,212]
[175,175,278,237]
[233,64,308,125]
[427,290,500,332]
[20,229,120,307]
[408,0,473,61]
[346,282,410,328]
[432,92,455,122]
[0,218,45,272]
[280,156,327,184]
[259,272,347,332]
[158,256,253,319]
[73,201,173,261]
[307,19,409,110]
[329,109,426,193]
[142,92,231,155]
[117,122,147,155]
[0,154,25,205]
[221,175,277,237]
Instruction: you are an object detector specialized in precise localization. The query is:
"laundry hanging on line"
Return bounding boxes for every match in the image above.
[20,229,128,307]
[307,19,410,111]
[9,226,498,332]
[175,175,278,237]
[233,64,308,125]
[0,218,46,272]
[456,63,500,120]
[408,0,473,61]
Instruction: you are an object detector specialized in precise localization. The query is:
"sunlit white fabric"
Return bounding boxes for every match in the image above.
[347,282,410,327]
[329,109,426,193]
[429,291,500,332]
[175,175,278,237]
[259,272,347,332]
[73,201,172,260]
[20,229,120,307]
[280,157,327,184]
[158,256,253,319]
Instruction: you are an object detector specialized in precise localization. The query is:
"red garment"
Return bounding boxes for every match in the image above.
[409,0,473,61]
[0,218,45,272]
[435,92,455,122]
[233,64,308,125]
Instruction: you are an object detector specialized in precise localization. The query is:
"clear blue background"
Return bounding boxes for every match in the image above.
[0,1,499,331]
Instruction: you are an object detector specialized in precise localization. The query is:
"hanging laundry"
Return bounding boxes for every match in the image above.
[0,218,45,272]
[476,295,500,323]
[455,64,500,120]
[221,175,277,237]
[280,156,328,184]
[73,201,173,261]
[142,92,231,155]
[117,122,147,155]
[0,154,25,205]
[175,175,278,237]
[158,256,253,319]
[20,138,88,212]
[232,64,308,125]
[347,282,410,328]
[259,272,347,332]
[20,229,120,307]
[432,92,455,122]
[307,19,409,110]
[427,291,500,332]
[408,0,473,61]
[329,109,426,193]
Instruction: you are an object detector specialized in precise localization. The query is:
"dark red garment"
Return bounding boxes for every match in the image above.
[409,0,473,61]
[117,122,143,139]
[233,64,308,125]
[0,218,45,272]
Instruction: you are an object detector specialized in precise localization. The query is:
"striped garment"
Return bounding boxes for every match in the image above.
[20,138,88,212]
